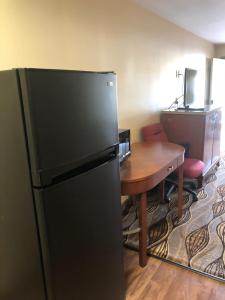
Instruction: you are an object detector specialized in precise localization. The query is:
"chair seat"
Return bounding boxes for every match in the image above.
[183,158,204,178]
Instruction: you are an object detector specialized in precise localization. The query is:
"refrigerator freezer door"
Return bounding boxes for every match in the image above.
[34,158,125,300]
[19,69,119,186]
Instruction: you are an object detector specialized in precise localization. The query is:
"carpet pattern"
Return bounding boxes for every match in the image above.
[123,157,225,281]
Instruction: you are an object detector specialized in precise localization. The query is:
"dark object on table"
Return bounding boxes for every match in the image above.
[119,128,131,163]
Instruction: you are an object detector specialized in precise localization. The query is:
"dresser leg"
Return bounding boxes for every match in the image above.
[178,164,184,218]
[139,192,148,267]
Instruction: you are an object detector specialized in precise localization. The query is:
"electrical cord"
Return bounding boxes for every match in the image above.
[168,93,184,109]
[167,72,184,110]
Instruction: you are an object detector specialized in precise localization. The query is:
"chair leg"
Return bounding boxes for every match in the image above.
[166,184,176,201]
[163,178,177,202]
[183,186,198,201]
[197,175,203,189]
[165,178,199,202]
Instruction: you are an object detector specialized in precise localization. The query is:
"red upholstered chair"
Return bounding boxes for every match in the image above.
[142,123,204,201]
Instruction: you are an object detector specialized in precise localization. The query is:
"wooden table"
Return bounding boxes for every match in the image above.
[120,141,184,267]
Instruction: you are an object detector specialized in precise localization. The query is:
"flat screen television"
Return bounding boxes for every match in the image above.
[183,68,198,109]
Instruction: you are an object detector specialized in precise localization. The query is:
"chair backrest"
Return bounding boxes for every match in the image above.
[142,123,168,142]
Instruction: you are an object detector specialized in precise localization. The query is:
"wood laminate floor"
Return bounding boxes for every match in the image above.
[124,249,225,300]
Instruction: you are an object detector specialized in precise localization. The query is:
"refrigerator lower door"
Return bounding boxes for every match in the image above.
[34,158,125,300]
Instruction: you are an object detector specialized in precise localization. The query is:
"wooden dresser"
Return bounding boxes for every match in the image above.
[160,107,222,176]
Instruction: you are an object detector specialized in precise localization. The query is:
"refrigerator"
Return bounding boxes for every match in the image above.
[0,68,125,300]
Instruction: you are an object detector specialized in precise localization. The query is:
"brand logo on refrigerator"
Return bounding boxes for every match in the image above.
[107,81,114,87]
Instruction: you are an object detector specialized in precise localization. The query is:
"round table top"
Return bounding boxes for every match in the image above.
[120,141,184,183]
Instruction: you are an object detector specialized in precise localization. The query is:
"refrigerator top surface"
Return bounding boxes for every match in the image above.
[17,68,116,75]
[18,68,119,187]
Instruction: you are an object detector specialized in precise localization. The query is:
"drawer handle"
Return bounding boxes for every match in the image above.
[167,166,174,172]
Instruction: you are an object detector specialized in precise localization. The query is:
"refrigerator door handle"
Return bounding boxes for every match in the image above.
[35,148,119,188]
[33,145,119,188]
[51,155,118,186]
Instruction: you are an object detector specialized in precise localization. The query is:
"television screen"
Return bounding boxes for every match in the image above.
[183,68,198,108]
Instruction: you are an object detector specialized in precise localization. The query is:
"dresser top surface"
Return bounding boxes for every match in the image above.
[161,106,221,115]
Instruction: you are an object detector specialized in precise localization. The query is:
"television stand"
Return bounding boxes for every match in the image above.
[161,107,222,177]
[176,107,205,112]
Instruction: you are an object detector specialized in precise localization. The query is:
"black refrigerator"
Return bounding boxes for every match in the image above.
[0,68,125,300]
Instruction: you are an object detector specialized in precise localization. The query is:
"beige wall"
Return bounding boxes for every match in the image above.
[215,44,225,58]
[0,0,214,141]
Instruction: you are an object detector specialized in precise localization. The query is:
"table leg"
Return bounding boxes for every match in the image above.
[178,163,184,218]
[130,195,137,206]
[159,180,165,202]
[139,192,148,267]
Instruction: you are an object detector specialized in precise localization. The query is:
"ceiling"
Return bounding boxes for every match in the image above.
[134,0,225,44]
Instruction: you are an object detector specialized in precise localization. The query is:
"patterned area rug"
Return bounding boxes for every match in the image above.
[123,157,225,281]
